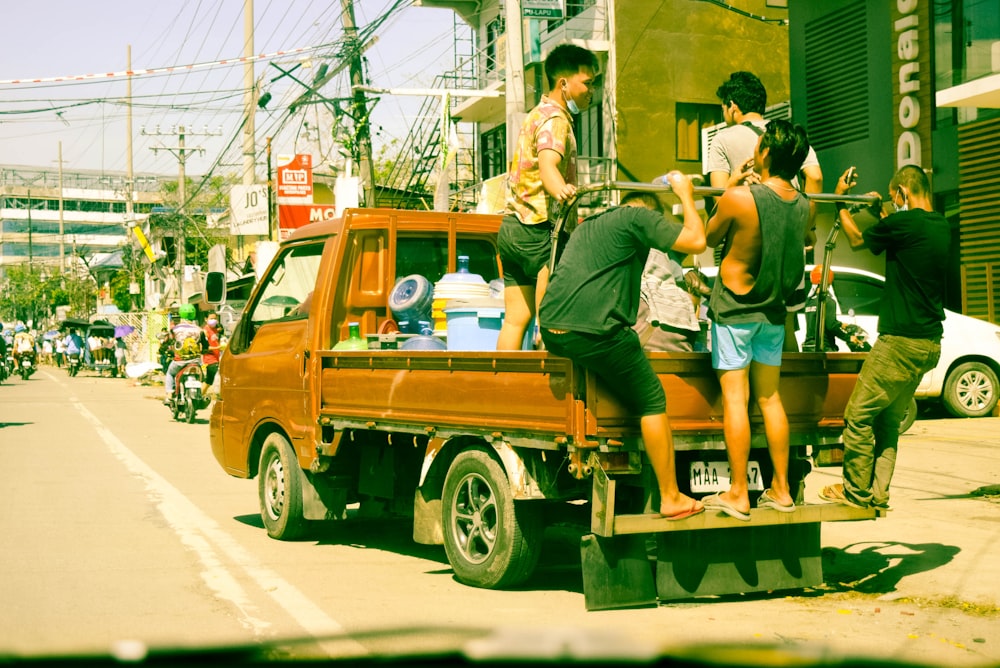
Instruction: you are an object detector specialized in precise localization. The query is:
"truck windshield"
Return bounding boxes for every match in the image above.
[247,242,325,323]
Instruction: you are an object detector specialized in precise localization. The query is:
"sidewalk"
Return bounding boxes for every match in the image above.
[807,415,1000,608]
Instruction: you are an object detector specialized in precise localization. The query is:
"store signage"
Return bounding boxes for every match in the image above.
[276,153,313,199]
[277,203,337,240]
[523,0,563,19]
[892,0,932,170]
[229,184,269,236]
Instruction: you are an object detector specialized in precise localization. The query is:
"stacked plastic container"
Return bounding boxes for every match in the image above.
[438,256,506,351]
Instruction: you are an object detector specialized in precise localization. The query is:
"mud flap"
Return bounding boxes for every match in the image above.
[580,533,657,611]
[655,523,823,600]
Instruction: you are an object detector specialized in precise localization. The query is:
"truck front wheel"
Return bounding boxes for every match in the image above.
[258,432,307,540]
[441,450,542,589]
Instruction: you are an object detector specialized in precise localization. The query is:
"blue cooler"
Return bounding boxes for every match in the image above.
[444,299,505,351]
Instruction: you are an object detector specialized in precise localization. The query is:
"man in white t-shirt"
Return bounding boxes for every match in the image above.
[706,71,824,351]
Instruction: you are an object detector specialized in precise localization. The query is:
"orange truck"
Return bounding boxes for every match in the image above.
[208,204,875,610]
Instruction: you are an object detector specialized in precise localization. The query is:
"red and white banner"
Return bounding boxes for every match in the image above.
[277,203,337,239]
[276,153,313,199]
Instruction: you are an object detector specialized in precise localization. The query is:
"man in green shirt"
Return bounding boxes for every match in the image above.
[539,173,706,520]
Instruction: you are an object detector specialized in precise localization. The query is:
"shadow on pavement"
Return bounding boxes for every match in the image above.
[821,541,960,594]
[0,422,33,429]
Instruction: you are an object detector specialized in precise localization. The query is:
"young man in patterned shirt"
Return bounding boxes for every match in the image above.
[496,43,598,350]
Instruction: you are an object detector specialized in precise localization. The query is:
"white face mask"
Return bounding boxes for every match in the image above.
[892,189,908,212]
[563,83,580,115]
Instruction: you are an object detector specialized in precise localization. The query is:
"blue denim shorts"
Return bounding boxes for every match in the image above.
[711,321,785,370]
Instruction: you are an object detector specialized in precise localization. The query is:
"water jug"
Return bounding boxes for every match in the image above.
[333,322,368,351]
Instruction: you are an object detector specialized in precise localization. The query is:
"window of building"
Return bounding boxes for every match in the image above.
[480,125,507,180]
[485,15,505,74]
[575,76,604,158]
[676,103,723,162]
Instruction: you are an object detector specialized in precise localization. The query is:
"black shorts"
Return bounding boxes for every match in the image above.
[498,215,556,287]
[540,327,667,416]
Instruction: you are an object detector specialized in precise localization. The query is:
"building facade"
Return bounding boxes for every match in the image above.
[790,1,1000,323]
[414,0,794,214]
[0,165,163,278]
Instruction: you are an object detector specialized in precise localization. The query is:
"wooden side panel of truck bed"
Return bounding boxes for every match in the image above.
[317,350,865,446]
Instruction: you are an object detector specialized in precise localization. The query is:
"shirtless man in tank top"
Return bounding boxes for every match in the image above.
[701,119,813,521]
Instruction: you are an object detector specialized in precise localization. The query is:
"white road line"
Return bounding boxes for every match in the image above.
[71,400,367,657]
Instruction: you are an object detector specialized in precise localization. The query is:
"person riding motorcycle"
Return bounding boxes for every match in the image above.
[12,324,37,365]
[63,329,84,366]
[164,305,208,405]
[201,312,223,396]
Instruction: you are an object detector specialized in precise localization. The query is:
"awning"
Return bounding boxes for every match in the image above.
[936,72,1000,108]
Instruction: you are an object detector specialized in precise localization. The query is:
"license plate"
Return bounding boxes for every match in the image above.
[184,378,202,388]
[689,460,764,493]
[23,361,32,367]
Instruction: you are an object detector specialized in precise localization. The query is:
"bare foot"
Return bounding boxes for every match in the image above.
[658,493,705,520]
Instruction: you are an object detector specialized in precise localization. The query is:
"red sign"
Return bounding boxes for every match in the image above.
[278,203,338,239]
[276,153,313,199]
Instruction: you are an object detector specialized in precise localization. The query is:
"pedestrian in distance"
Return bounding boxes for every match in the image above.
[702,119,813,521]
[820,165,950,510]
[538,173,707,520]
[496,43,599,351]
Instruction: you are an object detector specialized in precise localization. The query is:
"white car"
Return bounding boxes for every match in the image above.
[695,265,1000,419]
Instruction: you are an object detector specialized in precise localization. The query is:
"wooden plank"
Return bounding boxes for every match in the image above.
[613,502,878,535]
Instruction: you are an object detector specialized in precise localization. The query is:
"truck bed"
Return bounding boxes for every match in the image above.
[317,349,865,449]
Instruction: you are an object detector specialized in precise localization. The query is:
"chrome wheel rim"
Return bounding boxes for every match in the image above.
[957,370,994,412]
[263,454,286,522]
[450,473,498,565]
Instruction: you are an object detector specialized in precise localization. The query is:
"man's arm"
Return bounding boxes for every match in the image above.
[802,164,823,248]
[662,172,706,255]
[538,149,576,202]
[706,187,750,248]
[833,167,880,250]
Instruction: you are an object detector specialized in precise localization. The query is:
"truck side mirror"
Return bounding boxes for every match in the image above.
[206,271,226,305]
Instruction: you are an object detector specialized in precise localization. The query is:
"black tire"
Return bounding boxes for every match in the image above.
[21,367,29,381]
[943,361,999,418]
[898,397,918,434]
[258,432,308,540]
[185,396,197,424]
[441,449,543,589]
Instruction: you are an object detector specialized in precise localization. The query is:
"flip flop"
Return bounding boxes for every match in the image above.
[756,488,796,513]
[818,483,865,509]
[702,492,751,521]
[657,501,705,522]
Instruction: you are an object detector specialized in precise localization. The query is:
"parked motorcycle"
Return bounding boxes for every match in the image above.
[167,360,211,423]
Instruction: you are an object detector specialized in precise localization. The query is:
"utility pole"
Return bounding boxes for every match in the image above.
[504,0,527,165]
[242,0,257,186]
[57,142,66,272]
[341,0,375,207]
[143,124,221,303]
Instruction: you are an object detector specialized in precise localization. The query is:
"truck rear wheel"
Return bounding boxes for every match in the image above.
[441,449,542,589]
[258,432,307,540]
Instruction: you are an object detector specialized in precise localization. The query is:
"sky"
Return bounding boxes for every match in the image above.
[0,0,464,180]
